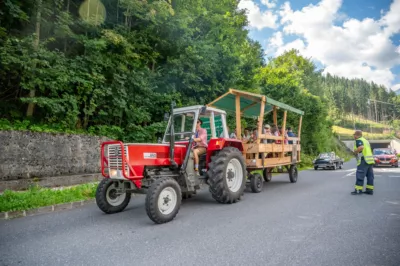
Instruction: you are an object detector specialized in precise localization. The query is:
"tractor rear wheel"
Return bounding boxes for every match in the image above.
[207,147,247,204]
[145,176,181,224]
[96,178,131,214]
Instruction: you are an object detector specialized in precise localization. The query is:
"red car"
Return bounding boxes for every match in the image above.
[373,148,399,167]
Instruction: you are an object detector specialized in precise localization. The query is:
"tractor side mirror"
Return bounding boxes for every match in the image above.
[164,112,170,121]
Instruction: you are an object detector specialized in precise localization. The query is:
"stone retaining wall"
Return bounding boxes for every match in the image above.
[0,130,111,190]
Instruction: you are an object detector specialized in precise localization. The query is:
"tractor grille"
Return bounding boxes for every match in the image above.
[107,144,129,174]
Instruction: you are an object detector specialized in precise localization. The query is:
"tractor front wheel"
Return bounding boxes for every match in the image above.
[96,178,131,214]
[207,147,247,204]
[145,176,182,224]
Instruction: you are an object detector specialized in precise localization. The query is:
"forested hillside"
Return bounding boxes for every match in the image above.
[314,74,400,124]
[1,0,399,157]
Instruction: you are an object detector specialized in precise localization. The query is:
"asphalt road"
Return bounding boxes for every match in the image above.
[1,159,400,266]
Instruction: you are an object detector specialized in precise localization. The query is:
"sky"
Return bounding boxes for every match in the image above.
[237,0,400,92]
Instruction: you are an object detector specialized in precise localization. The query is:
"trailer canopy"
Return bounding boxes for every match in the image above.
[207,89,304,117]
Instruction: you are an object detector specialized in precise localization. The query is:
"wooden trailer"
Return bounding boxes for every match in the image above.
[207,89,304,192]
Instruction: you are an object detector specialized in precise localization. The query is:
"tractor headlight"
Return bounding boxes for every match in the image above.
[109,169,117,177]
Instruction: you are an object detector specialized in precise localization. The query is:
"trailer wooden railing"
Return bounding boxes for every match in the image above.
[208,88,304,169]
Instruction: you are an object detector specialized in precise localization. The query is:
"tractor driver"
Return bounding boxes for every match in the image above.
[192,119,208,174]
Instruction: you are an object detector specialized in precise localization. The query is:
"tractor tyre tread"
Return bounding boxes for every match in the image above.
[95,178,131,214]
[145,176,182,224]
[207,147,247,204]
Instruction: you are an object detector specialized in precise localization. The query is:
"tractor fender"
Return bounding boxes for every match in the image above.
[207,138,244,153]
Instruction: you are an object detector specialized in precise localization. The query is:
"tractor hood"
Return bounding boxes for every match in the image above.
[105,142,188,181]
[123,143,187,164]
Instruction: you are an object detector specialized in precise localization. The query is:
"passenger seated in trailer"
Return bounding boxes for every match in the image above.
[192,119,207,174]
[219,126,237,139]
[231,128,238,139]
[244,130,257,144]
[243,129,251,141]
[283,128,289,144]
[286,127,296,144]
[264,124,273,144]
[252,129,258,142]
[272,125,283,144]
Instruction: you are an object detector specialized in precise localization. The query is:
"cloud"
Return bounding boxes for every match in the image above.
[276,39,306,56]
[261,0,277,9]
[265,0,400,90]
[380,0,400,36]
[392,84,400,91]
[238,0,278,30]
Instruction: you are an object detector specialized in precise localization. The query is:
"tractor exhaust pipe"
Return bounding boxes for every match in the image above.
[169,101,178,169]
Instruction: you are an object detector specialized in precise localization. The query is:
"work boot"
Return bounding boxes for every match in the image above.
[363,190,374,195]
[351,189,363,195]
[194,169,200,176]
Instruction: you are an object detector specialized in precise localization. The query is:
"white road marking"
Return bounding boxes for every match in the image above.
[288,236,306,242]
[385,201,399,205]
[342,171,382,178]
[342,171,356,178]
[336,168,356,172]
[389,176,400,178]
[374,168,400,173]
[298,216,312,219]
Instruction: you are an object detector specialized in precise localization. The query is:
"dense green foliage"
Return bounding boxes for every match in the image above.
[0,0,264,142]
[1,0,398,156]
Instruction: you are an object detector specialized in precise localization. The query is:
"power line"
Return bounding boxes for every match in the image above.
[368,99,400,106]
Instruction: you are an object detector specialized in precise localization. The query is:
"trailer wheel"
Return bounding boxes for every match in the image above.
[207,147,247,204]
[250,173,263,193]
[263,168,272,182]
[145,176,181,224]
[289,165,298,183]
[96,178,131,214]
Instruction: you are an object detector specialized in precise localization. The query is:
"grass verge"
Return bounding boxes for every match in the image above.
[332,125,393,140]
[0,182,98,213]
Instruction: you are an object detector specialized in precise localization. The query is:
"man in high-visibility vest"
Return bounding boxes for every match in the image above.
[352,130,375,195]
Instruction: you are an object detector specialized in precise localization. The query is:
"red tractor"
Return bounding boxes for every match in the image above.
[96,102,247,224]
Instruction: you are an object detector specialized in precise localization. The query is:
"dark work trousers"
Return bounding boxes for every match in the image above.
[355,158,374,191]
